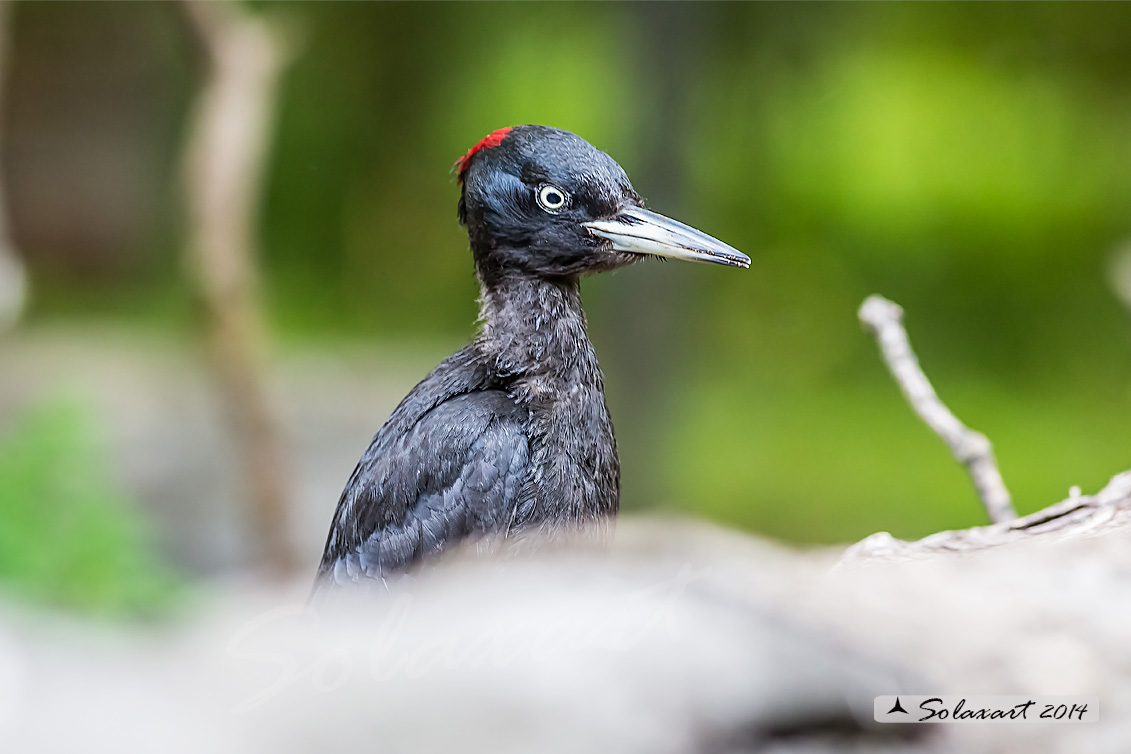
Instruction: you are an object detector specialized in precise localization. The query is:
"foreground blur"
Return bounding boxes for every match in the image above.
[3,517,1130,754]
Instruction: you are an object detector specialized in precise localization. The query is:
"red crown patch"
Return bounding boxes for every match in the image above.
[455,126,513,181]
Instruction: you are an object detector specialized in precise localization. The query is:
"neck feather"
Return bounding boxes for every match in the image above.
[476,273,594,382]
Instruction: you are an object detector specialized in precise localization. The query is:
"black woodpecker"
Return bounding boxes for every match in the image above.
[316,125,749,587]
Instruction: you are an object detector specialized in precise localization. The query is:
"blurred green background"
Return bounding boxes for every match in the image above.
[2,1,1131,612]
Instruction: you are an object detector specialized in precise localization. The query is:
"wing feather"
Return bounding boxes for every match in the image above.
[317,389,529,585]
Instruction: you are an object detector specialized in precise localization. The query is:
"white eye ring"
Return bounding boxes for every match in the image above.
[537,184,568,212]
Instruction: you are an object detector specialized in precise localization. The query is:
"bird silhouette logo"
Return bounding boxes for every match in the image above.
[887,697,909,715]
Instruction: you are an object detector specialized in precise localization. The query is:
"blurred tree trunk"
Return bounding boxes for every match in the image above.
[600,3,708,509]
[181,1,296,577]
[0,0,27,333]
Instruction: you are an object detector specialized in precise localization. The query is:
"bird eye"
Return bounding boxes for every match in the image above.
[537,184,568,212]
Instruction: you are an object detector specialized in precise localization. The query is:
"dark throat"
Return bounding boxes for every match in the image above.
[476,272,600,401]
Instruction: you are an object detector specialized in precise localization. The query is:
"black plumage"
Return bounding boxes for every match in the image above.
[316,125,748,586]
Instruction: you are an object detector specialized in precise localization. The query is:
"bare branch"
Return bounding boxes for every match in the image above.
[0,0,26,332]
[1109,242,1131,315]
[0,239,24,333]
[839,469,1131,566]
[859,295,1016,523]
[181,1,297,576]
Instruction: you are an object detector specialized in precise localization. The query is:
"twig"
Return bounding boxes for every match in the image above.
[1109,243,1131,315]
[838,469,1131,566]
[181,1,296,576]
[0,0,26,332]
[859,295,1016,524]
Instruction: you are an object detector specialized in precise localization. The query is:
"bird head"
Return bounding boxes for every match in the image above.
[457,125,749,282]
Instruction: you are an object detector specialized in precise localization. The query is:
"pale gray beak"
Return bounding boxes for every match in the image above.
[584,206,750,269]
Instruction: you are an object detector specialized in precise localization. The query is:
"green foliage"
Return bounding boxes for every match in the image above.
[0,398,180,616]
[663,377,1131,544]
[14,2,1131,545]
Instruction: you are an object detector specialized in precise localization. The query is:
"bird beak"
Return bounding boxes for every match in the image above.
[583,207,750,269]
